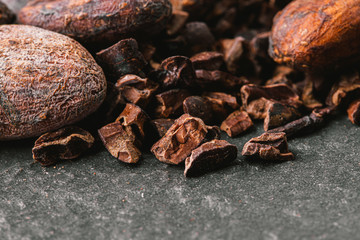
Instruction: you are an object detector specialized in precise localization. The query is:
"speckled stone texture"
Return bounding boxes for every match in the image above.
[1,114,360,239]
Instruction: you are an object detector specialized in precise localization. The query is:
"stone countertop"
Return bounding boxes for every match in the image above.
[1,114,360,240]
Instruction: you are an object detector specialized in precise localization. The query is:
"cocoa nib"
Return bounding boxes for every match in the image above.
[167,10,189,36]
[326,71,360,107]
[242,132,294,161]
[195,70,249,91]
[264,102,301,131]
[98,122,141,164]
[154,89,190,118]
[96,38,148,81]
[151,114,208,165]
[183,96,213,124]
[183,22,215,55]
[184,140,237,177]
[220,111,253,137]
[116,103,150,141]
[156,56,196,89]
[190,51,224,71]
[32,126,94,166]
[115,74,159,109]
[347,100,360,125]
[151,119,175,138]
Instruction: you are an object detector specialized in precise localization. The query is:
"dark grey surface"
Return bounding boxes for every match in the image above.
[1,114,360,240]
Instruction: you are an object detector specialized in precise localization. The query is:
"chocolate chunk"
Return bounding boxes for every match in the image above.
[151,114,208,165]
[32,126,94,166]
[184,140,238,177]
[98,122,141,164]
[242,132,294,161]
[220,110,253,137]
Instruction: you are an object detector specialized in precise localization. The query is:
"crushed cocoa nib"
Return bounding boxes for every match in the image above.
[264,102,301,131]
[220,110,253,137]
[268,107,334,138]
[116,103,150,141]
[326,71,360,107]
[347,100,360,125]
[241,83,303,117]
[151,119,175,138]
[98,122,141,164]
[167,10,189,36]
[301,75,323,110]
[151,114,208,165]
[204,125,221,142]
[96,38,148,81]
[242,132,294,161]
[183,96,213,124]
[184,140,237,177]
[32,126,94,166]
[195,70,249,91]
[183,22,215,54]
[190,51,224,71]
[203,92,239,110]
[218,36,254,75]
[156,56,196,89]
[115,75,159,108]
[154,89,190,118]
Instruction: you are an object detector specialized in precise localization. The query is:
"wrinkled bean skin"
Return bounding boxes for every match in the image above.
[0,25,107,140]
[18,0,172,45]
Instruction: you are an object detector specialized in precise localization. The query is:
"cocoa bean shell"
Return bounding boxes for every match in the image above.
[269,0,360,70]
[0,25,107,140]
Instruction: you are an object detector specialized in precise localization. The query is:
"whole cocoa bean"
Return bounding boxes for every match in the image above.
[0,25,106,140]
[269,0,360,69]
[18,0,172,45]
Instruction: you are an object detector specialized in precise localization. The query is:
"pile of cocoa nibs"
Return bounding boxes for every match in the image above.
[3,0,360,177]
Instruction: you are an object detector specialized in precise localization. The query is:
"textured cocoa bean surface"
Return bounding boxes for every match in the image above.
[0,25,106,140]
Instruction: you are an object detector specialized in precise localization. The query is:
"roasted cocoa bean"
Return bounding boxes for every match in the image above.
[0,25,106,140]
[18,0,172,45]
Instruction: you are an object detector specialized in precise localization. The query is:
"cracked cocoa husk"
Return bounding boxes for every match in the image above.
[184,140,237,177]
[242,132,294,161]
[32,126,95,166]
[151,114,208,165]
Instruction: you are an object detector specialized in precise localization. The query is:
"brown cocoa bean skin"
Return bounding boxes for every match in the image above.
[18,0,172,45]
[269,0,360,70]
[0,25,107,140]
